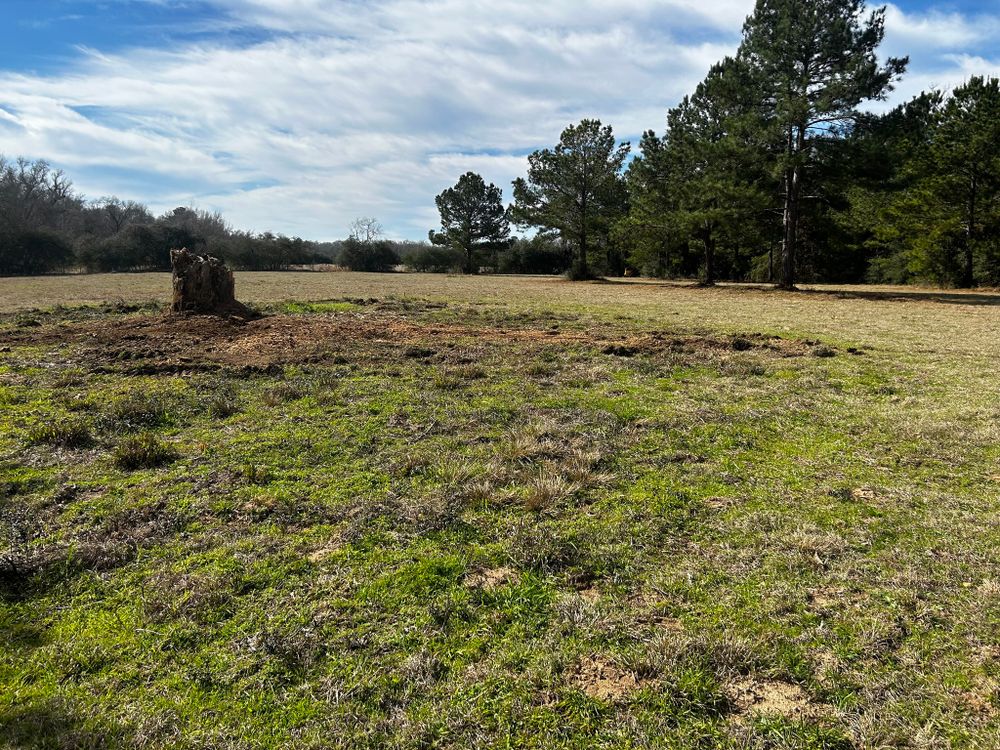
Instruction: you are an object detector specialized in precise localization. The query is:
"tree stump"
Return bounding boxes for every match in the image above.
[170,248,255,318]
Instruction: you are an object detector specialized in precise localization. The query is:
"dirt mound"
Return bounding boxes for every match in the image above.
[3,311,819,371]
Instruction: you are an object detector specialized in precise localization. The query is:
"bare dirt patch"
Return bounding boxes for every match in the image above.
[727,677,817,722]
[572,656,646,702]
[307,541,343,564]
[465,567,516,591]
[3,311,818,372]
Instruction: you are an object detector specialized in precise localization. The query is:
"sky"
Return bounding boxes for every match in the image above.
[1,0,998,241]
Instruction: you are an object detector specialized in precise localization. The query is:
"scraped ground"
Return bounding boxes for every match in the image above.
[1,274,998,749]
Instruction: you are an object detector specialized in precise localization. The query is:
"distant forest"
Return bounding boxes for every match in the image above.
[2,0,998,287]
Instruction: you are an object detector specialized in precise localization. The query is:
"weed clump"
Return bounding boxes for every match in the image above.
[100,392,171,432]
[240,463,275,485]
[206,387,241,418]
[262,382,304,405]
[27,419,93,448]
[113,433,178,470]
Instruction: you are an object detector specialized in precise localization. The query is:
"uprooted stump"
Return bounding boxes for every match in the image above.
[170,248,256,318]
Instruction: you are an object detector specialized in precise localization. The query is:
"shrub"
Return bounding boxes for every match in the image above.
[497,235,573,275]
[113,433,178,470]
[0,229,75,276]
[402,245,465,273]
[338,237,400,273]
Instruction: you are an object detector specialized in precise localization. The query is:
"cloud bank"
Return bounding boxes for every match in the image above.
[0,0,997,239]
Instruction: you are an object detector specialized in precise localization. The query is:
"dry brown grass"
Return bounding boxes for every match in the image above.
[2,272,998,357]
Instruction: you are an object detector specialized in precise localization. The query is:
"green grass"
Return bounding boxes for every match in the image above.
[0,281,998,748]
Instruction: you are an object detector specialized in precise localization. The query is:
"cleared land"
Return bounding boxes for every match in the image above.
[1,274,998,748]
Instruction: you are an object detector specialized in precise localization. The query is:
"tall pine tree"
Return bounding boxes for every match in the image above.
[737,0,906,288]
[925,77,1000,287]
[430,172,510,274]
[511,120,630,280]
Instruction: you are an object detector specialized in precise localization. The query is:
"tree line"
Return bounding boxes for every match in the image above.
[426,0,999,287]
[0,156,342,276]
[3,0,997,286]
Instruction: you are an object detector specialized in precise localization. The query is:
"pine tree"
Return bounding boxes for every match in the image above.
[925,77,1000,287]
[430,172,510,274]
[664,59,767,285]
[853,80,1000,286]
[840,91,942,283]
[622,59,768,283]
[618,130,679,278]
[511,120,630,280]
[737,0,906,288]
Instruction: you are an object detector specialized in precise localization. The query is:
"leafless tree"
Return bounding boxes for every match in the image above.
[349,216,385,244]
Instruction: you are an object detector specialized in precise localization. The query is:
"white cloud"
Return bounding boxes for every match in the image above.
[884,4,1000,51]
[0,0,997,239]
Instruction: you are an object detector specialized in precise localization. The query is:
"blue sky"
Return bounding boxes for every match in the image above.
[1,0,998,240]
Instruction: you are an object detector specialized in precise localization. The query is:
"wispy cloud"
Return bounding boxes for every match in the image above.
[0,0,997,239]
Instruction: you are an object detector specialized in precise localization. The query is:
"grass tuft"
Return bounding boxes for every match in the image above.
[113,432,178,470]
[262,381,305,405]
[26,419,93,448]
[99,392,171,432]
[524,470,578,512]
[204,384,241,418]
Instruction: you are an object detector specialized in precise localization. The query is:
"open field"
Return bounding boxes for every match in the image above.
[1,274,999,748]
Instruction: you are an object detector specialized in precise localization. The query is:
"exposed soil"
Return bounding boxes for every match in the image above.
[727,677,817,721]
[1,311,820,371]
[465,567,516,590]
[572,656,645,702]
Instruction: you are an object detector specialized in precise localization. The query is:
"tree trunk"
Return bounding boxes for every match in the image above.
[577,228,590,279]
[779,164,802,289]
[961,177,977,288]
[656,242,668,279]
[170,248,255,317]
[778,126,803,290]
[703,226,716,286]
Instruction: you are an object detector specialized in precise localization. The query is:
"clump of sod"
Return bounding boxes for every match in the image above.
[27,419,93,448]
[113,432,178,470]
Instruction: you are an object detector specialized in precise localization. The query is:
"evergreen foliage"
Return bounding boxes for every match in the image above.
[511,120,630,279]
[430,172,511,273]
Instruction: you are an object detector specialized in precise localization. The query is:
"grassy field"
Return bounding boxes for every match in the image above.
[1,273,998,748]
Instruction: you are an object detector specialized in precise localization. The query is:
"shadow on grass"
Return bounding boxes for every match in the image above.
[0,701,133,750]
[596,278,1000,306]
[810,288,1000,306]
